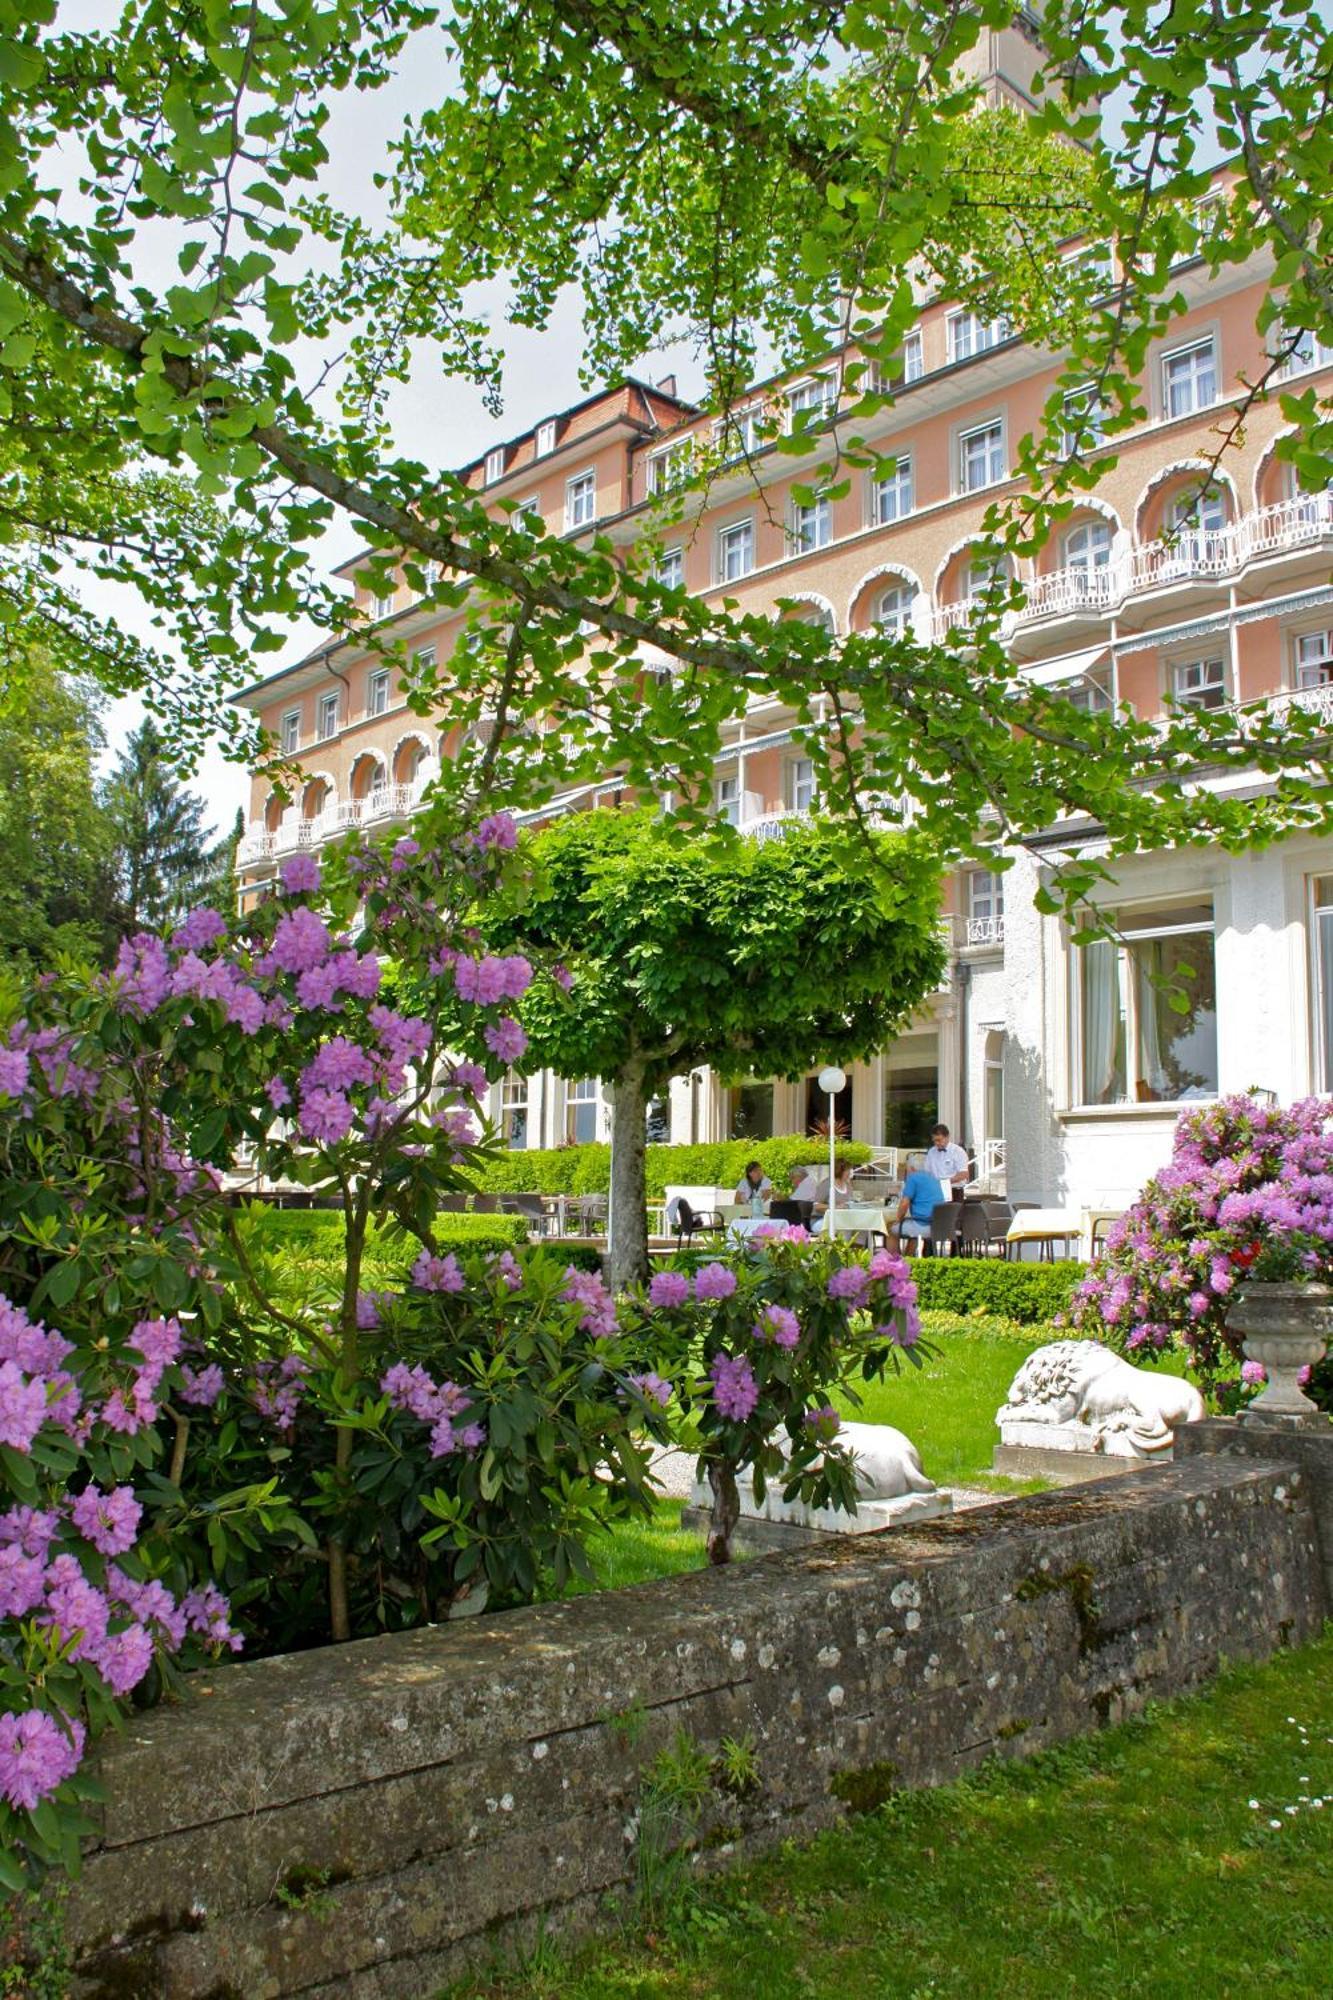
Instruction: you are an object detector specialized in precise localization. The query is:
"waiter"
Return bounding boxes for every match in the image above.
[923,1123,969,1195]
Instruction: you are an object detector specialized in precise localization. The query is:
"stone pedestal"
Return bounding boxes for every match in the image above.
[994,1339,1205,1483]
[686,1420,952,1544]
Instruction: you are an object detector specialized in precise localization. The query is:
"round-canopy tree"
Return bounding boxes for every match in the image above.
[483,808,947,1285]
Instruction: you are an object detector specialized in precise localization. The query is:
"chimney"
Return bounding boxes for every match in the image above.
[655,374,677,398]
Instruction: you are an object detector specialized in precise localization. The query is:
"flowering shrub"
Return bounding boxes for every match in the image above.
[1068,1094,1333,1406]
[624,1229,929,1562]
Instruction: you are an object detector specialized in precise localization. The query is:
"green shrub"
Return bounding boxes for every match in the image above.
[476,1137,873,1200]
[910,1260,1085,1324]
[238,1204,526,1258]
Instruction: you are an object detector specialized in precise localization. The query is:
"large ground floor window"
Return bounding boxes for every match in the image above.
[501,1069,528,1149]
[1313,878,1333,1089]
[1077,902,1217,1105]
[564,1077,600,1145]
[730,1082,774,1141]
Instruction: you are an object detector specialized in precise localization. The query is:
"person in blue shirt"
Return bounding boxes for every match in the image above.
[889,1168,948,1255]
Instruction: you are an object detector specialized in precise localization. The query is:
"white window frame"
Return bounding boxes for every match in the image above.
[501,1069,529,1150]
[1062,242,1115,292]
[1161,336,1218,419]
[484,446,507,485]
[789,492,832,556]
[1063,518,1113,574]
[535,419,557,457]
[372,589,395,621]
[511,495,542,531]
[317,691,339,740]
[647,440,694,496]
[1074,902,1218,1108]
[280,709,301,755]
[1169,654,1228,711]
[714,405,765,462]
[717,516,755,583]
[1061,384,1108,455]
[1166,484,1228,537]
[947,311,1010,364]
[565,468,597,530]
[411,644,437,676]
[872,452,913,525]
[875,582,916,638]
[715,773,740,826]
[655,545,684,591]
[367,669,390,717]
[564,1076,600,1146]
[1294,629,1333,689]
[1312,876,1333,1091]
[787,755,817,812]
[1063,671,1113,715]
[1275,323,1333,379]
[958,418,1006,494]
[787,373,838,428]
[900,330,924,383]
[963,554,1009,604]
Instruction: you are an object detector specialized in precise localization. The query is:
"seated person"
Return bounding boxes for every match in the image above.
[889,1167,948,1254]
[733,1159,773,1212]
[813,1156,856,1234]
[790,1164,822,1205]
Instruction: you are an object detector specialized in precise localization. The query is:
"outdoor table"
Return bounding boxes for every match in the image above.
[1004,1207,1081,1262]
[824,1202,889,1244]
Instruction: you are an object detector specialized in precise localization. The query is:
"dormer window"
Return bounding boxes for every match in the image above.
[485,446,507,485]
[535,419,557,457]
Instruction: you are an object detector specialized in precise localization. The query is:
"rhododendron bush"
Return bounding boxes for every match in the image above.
[1068,1094,1333,1409]
[624,1227,929,1564]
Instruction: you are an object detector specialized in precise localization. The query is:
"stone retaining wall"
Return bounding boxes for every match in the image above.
[70,1449,1326,1999]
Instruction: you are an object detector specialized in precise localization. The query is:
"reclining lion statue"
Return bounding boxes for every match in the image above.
[998,1340,1205,1456]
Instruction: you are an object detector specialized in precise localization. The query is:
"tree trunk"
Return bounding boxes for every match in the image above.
[607,1062,650,1291]
[706,1458,740,1565]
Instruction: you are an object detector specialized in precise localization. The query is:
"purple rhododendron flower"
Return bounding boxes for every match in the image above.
[172,907,227,951]
[561,1266,618,1338]
[0,1545,47,1619]
[753,1303,800,1348]
[178,1362,226,1409]
[693,1263,737,1301]
[0,1709,85,1810]
[474,812,518,851]
[629,1372,672,1408]
[391,836,420,872]
[0,1362,48,1454]
[279,853,321,895]
[0,1506,59,1558]
[1241,1359,1267,1386]
[648,1271,691,1309]
[298,1087,355,1145]
[803,1403,841,1443]
[266,1075,292,1111]
[484,1017,528,1064]
[490,1250,523,1292]
[112,934,172,1014]
[181,1584,243,1652]
[710,1353,759,1421]
[0,1049,30,1098]
[70,1485,142,1557]
[827,1263,870,1302]
[271,905,332,974]
[92,1624,155,1698]
[411,1251,466,1294]
[128,1317,182,1383]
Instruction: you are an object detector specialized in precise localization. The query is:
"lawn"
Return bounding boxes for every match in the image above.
[450,1629,1333,2000]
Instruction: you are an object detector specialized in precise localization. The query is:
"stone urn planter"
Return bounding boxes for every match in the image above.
[1228,1280,1333,1425]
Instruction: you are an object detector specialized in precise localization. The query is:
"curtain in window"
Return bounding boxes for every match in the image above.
[1081,937,1121,1103]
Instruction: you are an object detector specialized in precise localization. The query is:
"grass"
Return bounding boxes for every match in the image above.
[449,1629,1333,2000]
[841,1309,1047,1489]
[546,1499,715,1599]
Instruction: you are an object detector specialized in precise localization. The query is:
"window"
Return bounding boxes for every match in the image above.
[715,405,766,462]
[788,756,816,812]
[655,545,684,591]
[1170,655,1227,711]
[1295,630,1333,689]
[1062,385,1107,455]
[901,330,923,383]
[1064,519,1113,574]
[367,669,390,717]
[565,1077,599,1146]
[535,419,557,457]
[1063,242,1114,292]
[1077,903,1217,1106]
[412,644,436,676]
[1064,671,1113,714]
[280,709,301,755]
[647,441,694,496]
[788,374,837,427]
[1275,324,1333,378]
[1162,338,1218,418]
[317,691,339,740]
[969,870,1005,923]
[730,1081,774,1141]
[1313,877,1333,1088]
[790,493,832,555]
[959,419,1006,493]
[372,589,395,621]
[646,1097,670,1145]
[715,774,740,826]
[717,517,755,582]
[876,583,916,638]
[512,496,542,531]
[964,555,1008,604]
[501,1070,528,1150]
[873,453,913,524]
[947,311,1009,363]
[422,559,441,592]
[485,446,507,485]
[566,470,597,529]
[1167,484,1228,536]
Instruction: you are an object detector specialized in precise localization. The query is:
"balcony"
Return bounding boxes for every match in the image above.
[959,912,1005,948]
[932,493,1333,656]
[237,781,426,869]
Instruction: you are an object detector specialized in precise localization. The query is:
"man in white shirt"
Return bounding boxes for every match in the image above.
[923,1124,969,1196]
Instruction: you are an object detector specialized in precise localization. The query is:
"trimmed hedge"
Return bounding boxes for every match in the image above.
[476,1136,873,1200]
[911,1259,1085,1324]
[238,1206,528,1259]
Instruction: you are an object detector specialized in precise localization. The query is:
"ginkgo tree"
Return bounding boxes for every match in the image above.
[1,1,1333,906]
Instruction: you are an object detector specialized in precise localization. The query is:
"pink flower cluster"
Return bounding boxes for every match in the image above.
[473,812,518,851]
[0,1296,80,1451]
[453,954,533,1006]
[380,1363,484,1458]
[753,1303,801,1348]
[647,1262,737,1307]
[252,1354,309,1431]
[560,1266,618,1338]
[709,1353,759,1421]
[411,1250,466,1294]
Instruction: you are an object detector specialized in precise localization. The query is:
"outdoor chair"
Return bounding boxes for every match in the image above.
[670,1195,724,1249]
[500,1193,546,1234]
[472,1192,500,1214]
[437,1193,467,1212]
[769,1198,813,1227]
[927,1201,964,1257]
[574,1194,609,1236]
[956,1205,995,1257]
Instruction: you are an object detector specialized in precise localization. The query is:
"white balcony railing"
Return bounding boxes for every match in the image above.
[962,913,1005,947]
[930,492,1333,646]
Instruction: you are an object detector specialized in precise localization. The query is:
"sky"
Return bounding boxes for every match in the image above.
[61,5,702,833]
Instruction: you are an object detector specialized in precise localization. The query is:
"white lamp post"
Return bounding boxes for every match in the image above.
[817,1064,847,1238]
